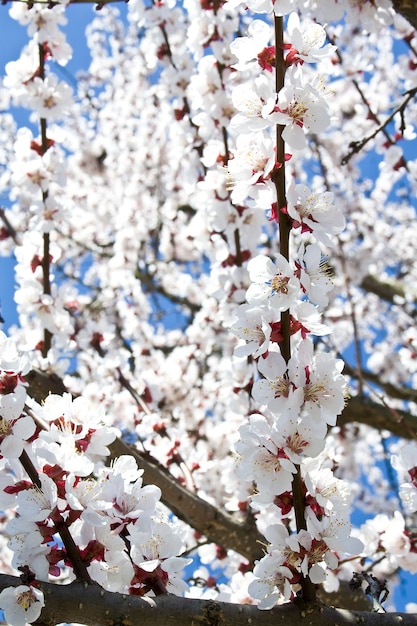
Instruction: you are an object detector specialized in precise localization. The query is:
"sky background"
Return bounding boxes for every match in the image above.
[0,4,416,613]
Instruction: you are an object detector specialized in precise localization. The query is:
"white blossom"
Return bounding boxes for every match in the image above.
[267,81,330,150]
[286,13,337,64]
[0,585,44,626]
[286,183,345,246]
[231,304,277,358]
[246,254,300,311]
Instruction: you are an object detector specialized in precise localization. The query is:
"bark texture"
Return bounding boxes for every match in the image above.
[0,575,414,626]
[392,0,417,30]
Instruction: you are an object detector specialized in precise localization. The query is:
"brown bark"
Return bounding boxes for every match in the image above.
[360,275,416,312]
[0,574,413,626]
[2,3,416,624]
[24,370,265,562]
[392,0,417,30]
[339,395,417,438]
[19,370,376,611]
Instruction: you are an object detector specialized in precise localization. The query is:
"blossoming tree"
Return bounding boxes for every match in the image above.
[1,0,417,624]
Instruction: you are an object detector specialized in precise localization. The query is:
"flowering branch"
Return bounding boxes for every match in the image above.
[341,87,417,165]
[18,450,93,583]
[272,17,315,603]
[109,437,265,562]
[274,15,291,364]
[37,44,53,358]
[2,2,417,625]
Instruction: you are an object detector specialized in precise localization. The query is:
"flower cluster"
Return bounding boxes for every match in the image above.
[0,332,32,459]
[0,585,44,626]
[1,0,417,621]
[0,331,191,624]
[0,7,194,624]
[229,9,362,607]
[3,5,76,364]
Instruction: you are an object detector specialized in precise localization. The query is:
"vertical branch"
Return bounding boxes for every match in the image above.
[273,15,291,364]
[272,16,316,603]
[38,44,52,358]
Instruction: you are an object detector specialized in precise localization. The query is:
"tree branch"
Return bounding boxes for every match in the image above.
[392,0,417,30]
[360,274,417,317]
[135,267,201,315]
[24,368,264,562]
[0,574,414,626]
[23,366,417,580]
[341,87,417,165]
[339,395,417,438]
[343,362,417,404]
[0,207,19,244]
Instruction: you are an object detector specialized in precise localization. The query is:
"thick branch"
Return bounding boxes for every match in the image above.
[339,395,417,438]
[0,575,414,626]
[24,368,264,562]
[24,369,68,401]
[392,0,417,30]
[343,362,417,404]
[360,274,417,317]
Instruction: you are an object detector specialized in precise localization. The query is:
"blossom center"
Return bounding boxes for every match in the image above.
[246,152,269,173]
[255,448,283,474]
[308,539,328,564]
[270,377,291,399]
[16,589,37,611]
[244,324,266,343]
[285,432,308,455]
[0,418,12,436]
[304,381,330,404]
[269,274,289,294]
[43,95,57,109]
[288,100,307,125]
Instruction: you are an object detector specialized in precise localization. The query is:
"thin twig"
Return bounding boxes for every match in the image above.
[18,449,92,582]
[341,87,417,165]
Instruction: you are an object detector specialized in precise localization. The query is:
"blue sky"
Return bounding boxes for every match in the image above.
[1,4,101,75]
